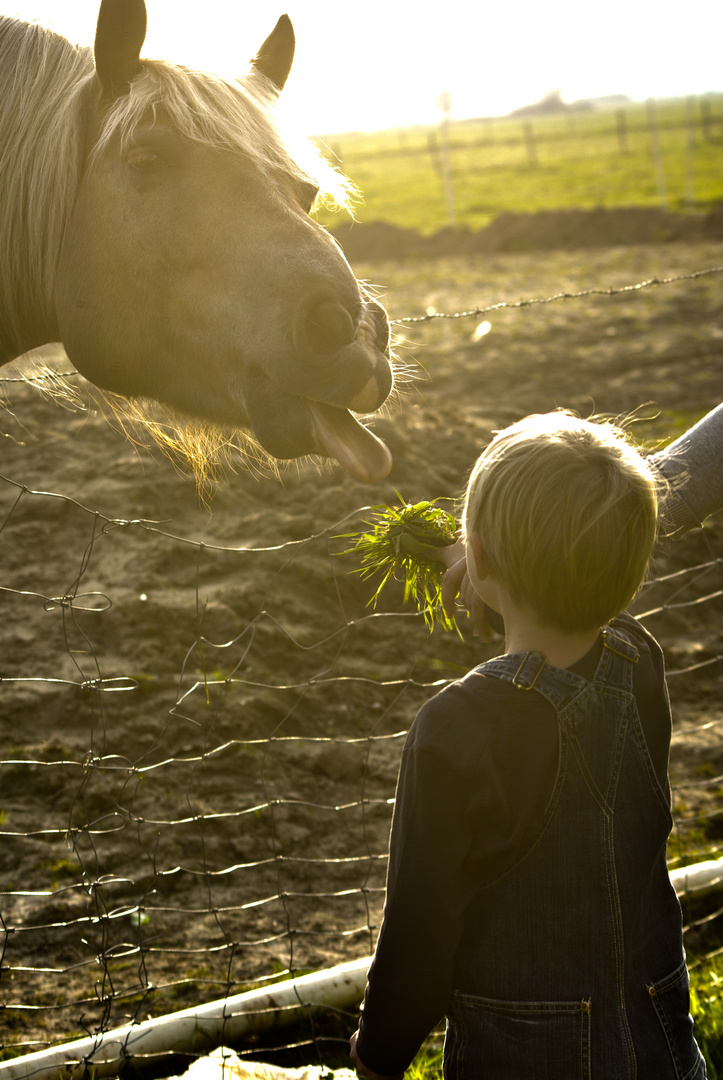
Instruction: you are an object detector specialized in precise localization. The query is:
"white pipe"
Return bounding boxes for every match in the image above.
[0,958,370,1080]
[5,858,723,1080]
[670,857,723,897]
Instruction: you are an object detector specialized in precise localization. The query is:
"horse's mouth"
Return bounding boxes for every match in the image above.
[242,335,393,483]
[307,400,391,483]
[244,375,392,484]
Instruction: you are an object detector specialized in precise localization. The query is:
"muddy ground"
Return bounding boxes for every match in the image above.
[1,213,722,1065]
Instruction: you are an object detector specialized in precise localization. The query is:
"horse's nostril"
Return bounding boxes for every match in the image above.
[295,299,356,363]
[311,302,356,344]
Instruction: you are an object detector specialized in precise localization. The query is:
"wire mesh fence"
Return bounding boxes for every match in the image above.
[1,246,722,1073]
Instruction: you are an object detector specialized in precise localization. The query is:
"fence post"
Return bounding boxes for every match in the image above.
[436,91,457,227]
[523,121,537,166]
[685,96,696,209]
[646,98,668,208]
[616,108,628,154]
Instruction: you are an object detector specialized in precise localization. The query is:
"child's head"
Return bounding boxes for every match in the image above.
[463,411,659,632]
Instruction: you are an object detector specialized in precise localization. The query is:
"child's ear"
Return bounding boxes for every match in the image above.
[468,531,493,580]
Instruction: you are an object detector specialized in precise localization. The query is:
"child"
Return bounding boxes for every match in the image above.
[350,411,707,1079]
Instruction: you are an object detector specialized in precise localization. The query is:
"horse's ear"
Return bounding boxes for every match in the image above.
[94,0,147,99]
[252,15,295,92]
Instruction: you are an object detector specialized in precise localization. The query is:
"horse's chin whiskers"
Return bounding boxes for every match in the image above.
[93,390,284,503]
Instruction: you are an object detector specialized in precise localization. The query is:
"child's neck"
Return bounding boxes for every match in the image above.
[500,600,601,670]
[465,546,601,669]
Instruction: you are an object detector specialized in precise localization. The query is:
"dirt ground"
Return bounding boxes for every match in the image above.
[1,212,722,1064]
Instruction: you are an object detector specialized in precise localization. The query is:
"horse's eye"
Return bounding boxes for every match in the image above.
[127,148,162,171]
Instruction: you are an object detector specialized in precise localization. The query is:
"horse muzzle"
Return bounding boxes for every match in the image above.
[289,291,391,411]
[244,293,393,483]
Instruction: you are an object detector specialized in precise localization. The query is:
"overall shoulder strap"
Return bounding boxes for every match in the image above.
[476,651,589,712]
[595,625,640,693]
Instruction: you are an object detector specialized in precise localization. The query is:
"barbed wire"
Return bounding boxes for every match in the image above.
[1,264,722,391]
[394,265,723,323]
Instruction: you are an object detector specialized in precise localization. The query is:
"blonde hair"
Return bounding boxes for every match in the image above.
[463,411,659,632]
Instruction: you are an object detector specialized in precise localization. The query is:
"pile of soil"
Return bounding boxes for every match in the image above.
[330,205,723,261]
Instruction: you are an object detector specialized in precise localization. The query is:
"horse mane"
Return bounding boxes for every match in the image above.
[0,16,357,493]
[0,18,94,354]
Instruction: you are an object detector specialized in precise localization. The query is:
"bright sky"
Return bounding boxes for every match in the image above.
[8,0,723,134]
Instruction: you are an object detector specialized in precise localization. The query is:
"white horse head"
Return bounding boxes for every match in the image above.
[0,0,393,485]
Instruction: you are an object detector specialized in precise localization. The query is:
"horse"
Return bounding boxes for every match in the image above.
[0,0,393,486]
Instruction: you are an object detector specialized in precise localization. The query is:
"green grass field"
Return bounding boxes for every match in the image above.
[314,95,723,234]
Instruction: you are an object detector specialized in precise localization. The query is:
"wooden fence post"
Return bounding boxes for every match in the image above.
[523,121,537,166]
[685,96,696,208]
[646,98,668,208]
[616,109,628,154]
[437,91,457,227]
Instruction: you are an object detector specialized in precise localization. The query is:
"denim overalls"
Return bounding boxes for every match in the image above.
[444,625,706,1080]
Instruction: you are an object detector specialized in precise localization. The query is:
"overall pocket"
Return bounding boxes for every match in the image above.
[646,960,706,1080]
[445,990,591,1080]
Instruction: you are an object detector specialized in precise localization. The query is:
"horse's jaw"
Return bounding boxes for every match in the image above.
[292,302,394,482]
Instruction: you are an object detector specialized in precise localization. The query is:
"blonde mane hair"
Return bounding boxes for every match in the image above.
[463,411,660,632]
[0,16,354,492]
[0,19,92,352]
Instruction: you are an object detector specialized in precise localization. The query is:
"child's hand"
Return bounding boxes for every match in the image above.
[340,500,459,632]
[441,556,499,642]
[430,537,465,570]
[349,1031,404,1080]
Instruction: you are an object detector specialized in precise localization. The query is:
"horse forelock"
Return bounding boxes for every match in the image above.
[93,60,355,213]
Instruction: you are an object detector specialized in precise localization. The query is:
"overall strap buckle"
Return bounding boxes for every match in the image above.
[602,627,640,663]
[512,651,548,690]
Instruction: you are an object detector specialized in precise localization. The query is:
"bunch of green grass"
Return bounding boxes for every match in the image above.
[341,498,458,631]
[407,1042,444,1080]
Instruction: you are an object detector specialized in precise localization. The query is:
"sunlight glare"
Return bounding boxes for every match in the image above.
[473,321,492,341]
[7,0,723,135]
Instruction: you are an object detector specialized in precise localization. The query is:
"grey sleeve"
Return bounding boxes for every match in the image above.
[648,404,723,537]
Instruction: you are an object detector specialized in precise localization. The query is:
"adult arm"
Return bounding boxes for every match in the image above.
[349,1031,403,1080]
[649,403,723,537]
